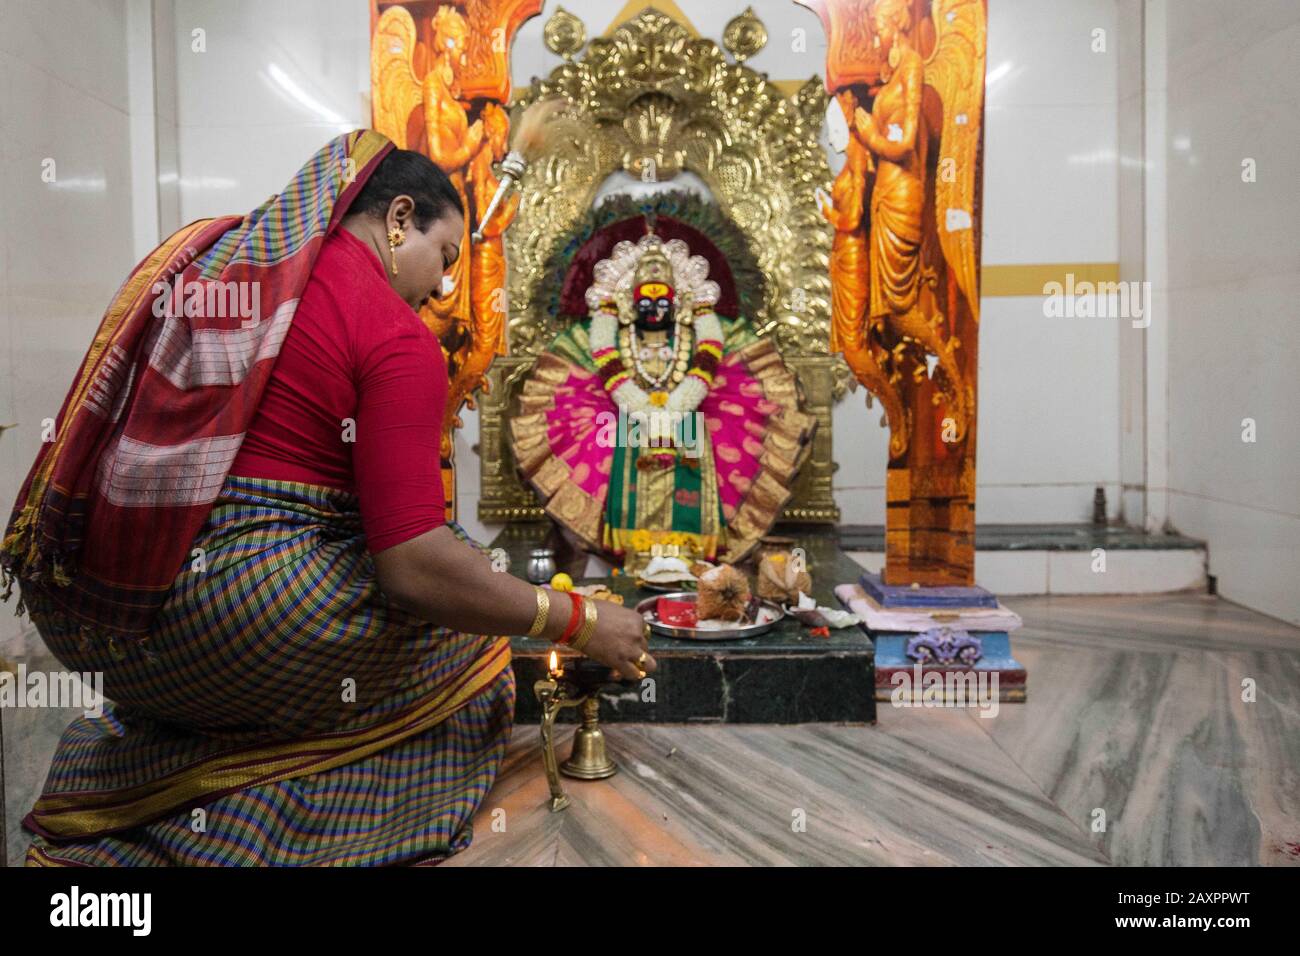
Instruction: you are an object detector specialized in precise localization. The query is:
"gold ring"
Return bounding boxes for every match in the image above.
[635,668,647,680]
[643,622,652,641]
[635,651,647,667]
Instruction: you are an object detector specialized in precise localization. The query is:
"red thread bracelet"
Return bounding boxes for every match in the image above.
[557,592,583,645]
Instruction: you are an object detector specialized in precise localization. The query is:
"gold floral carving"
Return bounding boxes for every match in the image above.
[543,6,586,59]
[504,9,834,360]
[722,7,767,63]
[479,8,846,524]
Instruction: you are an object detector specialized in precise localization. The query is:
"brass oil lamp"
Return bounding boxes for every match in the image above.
[533,651,619,812]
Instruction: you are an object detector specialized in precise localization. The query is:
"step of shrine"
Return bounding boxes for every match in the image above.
[838,523,1207,596]
[487,519,1208,721]
[489,527,875,724]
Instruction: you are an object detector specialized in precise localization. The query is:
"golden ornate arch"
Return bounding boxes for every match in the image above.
[479,7,852,524]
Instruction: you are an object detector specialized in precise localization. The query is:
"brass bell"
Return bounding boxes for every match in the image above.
[560,696,617,779]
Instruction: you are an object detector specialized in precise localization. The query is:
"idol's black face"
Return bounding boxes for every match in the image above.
[634,282,676,330]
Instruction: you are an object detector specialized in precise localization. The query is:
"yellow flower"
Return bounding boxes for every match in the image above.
[649,390,669,407]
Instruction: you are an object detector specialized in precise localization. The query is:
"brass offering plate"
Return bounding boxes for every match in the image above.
[634,578,699,593]
[636,592,785,641]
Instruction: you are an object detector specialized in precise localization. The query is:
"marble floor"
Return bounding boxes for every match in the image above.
[446,592,1300,867]
[4,592,1298,866]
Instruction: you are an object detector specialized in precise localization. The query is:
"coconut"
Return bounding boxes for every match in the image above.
[696,564,751,621]
[756,552,812,604]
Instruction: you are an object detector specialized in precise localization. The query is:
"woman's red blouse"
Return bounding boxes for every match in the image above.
[230,227,447,553]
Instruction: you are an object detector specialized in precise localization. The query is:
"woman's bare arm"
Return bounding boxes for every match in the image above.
[371,525,656,677]
[373,526,557,637]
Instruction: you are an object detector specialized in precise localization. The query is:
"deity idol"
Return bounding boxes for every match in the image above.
[510,231,815,572]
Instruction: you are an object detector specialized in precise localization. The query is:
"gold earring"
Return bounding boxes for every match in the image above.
[387,226,406,276]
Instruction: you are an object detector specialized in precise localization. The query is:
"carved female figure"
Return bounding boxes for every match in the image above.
[848,0,970,443]
[443,102,518,437]
[823,90,909,458]
[860,0,927,315]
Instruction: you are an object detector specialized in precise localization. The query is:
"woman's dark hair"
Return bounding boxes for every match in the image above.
[349,148,464,230]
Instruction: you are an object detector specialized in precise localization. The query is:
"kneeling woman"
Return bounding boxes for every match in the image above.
[0,131,654,866]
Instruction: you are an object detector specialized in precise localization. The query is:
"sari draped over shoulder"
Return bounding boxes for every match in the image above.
[3,131,514,866]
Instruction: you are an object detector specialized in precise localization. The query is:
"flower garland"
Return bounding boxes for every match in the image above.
[590,299,724,416]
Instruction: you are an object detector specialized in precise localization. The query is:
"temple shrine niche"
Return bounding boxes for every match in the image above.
[371,1,1015,718]
[479,7,849,557]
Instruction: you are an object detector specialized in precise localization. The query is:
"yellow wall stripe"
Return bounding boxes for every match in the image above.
[981,262,1121,298]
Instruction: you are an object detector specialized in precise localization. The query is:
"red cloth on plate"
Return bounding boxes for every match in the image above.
[230,227,447,553]
[656,597,697,627]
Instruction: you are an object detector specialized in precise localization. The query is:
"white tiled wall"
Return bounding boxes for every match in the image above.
[170,0,371,223]
[0,0,138,649]
[1160,0,1300,624]
[982,0,1119,265]
[1115,0,1146,528]
[847,548,1205,597]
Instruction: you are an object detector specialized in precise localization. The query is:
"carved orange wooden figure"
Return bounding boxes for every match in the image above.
[370,0,540,516]
[803,0,987,586]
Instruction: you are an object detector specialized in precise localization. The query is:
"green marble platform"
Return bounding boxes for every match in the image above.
[489,525,875,724]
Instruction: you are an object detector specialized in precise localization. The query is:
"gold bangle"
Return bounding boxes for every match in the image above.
[571,596,599,653]
[526,587,550,639]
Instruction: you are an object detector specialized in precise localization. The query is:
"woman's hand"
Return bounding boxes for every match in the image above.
[372,527,658,681]
[580,600,658,681]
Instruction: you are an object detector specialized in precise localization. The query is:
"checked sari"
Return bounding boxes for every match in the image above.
[23,478,513,866]
[4,131,515,866]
